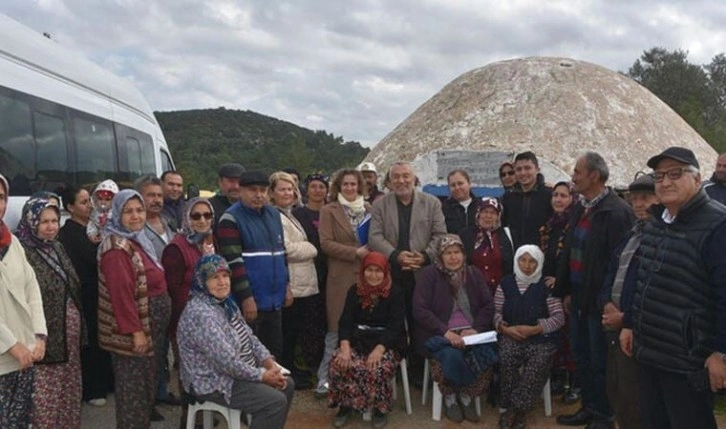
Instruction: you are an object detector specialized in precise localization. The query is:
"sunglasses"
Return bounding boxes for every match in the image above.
[500,170,515,178]
[190,212,213,221]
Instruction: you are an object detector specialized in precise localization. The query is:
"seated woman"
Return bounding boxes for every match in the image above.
[178,254,294,429]
[413,234,497,424]
[328,252,406,429]
[494,245,565,429]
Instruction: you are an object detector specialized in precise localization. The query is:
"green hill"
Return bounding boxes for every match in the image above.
[155,107,369,190]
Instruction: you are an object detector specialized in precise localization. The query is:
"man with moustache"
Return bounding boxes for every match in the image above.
[161,170,184,231]
[209,163,245,226]
[702,152,726,205]
[357,162,385,204]
[216,170,291,358]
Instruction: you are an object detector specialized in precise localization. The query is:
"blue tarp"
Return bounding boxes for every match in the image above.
[422,184,505,199]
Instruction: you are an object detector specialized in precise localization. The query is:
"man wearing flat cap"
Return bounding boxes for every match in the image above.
[597,173,658,429]
[624,147,726,429]
[210,163,246,226]
[217,170,291,359]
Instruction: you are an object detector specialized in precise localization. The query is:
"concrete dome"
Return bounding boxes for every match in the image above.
[366,57,717,188]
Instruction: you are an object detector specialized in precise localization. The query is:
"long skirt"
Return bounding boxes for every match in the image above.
[431,359,493,397]
[111,293,171,429]
[328,349,399,413]
[499,336,556,413]
[32,301,82,429]
[0,367,35,428]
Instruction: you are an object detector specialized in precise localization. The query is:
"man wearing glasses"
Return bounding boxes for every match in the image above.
[624,147,726,429]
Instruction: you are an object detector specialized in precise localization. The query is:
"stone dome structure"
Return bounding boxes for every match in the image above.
[365,57,717,188]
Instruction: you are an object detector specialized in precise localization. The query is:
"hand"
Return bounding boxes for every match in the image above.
[502,325,527,341]
[705,353,726,392]
[366,346,385,370]
[601,302,624,330]
[619,328,633,357]
[355,246,370,259]
[563,295,572,315]
[544,276,556,289]
[262,357,277,371]
[31,338,46,361]
[409,251,426,269]
[132,331,150,355]
[460,328,477,337]
[334,348,352,370]
[243,297,258,322]
[284,286,293,308]
[9,343,33,369]
[262,366,287,389]
[444,330,465,349]
[397,251,416,270]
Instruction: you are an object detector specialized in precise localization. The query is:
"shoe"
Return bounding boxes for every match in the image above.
[333,406,352,428]
[156,392,182,406]
[461,399,479,423]
[445,402,464,423]
[499,410,514,429]
[87,398,107,407]
[563,387,582,405]
[556,407,593,426]
[585,420,614,429]
[150,408,165,422]
[314,386,328,399]
[373,409,387,428]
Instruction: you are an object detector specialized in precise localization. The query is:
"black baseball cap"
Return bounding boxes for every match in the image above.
[239,170,269,187]
[218,163,245,178]
[647,147,699,169]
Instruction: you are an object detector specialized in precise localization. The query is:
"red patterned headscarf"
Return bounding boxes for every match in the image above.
[356,252,392,310]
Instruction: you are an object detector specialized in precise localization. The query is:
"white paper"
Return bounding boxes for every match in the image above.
[462,330,498,346]
[276,363,291,375]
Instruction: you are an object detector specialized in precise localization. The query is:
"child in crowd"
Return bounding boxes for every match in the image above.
[86,179,119,243]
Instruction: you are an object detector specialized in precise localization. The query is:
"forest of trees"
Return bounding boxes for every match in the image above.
[155,108,369,190]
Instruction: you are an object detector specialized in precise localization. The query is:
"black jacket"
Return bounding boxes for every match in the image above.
[442,193,482,234]
[553,190,634,315]
[501,176,553,248]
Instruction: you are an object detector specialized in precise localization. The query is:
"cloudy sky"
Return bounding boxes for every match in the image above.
[4,1,726,147]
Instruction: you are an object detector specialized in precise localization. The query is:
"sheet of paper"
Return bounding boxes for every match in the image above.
[462,330,498,346]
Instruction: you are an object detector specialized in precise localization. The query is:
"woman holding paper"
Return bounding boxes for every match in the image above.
[317,169,370,396]
[413,234,497,423]
[494,245,564,429]
[178,254,294,429]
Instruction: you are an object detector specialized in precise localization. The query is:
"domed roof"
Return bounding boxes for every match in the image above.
[366,57,717,187]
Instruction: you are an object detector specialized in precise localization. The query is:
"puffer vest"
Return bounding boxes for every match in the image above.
[632,191,726,374]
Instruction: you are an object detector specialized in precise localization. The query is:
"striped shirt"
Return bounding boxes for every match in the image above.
[493,280,565,334]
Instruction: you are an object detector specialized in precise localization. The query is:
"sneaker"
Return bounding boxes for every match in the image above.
[333,406,352,428]
[87,398,107,407]
[562,387,582,405]
[373,409,387,428]
[445,402,464,423]
[313,384,329,399]
[461,399,479,423]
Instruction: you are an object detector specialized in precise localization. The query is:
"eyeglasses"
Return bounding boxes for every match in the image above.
[500,170,515,178]
[190,212,213,220]
[651,166,696,183]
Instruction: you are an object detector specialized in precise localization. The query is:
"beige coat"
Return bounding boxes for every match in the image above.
[281,211,318,298]
[319,202,368,331]
[0,235,47,376]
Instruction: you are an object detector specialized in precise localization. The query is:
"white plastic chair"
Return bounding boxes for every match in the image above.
[186,399,252,429]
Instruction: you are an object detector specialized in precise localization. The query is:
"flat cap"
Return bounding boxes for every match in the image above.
[239,170,269,187]
[218,163,245,178]
[628,174,655,194]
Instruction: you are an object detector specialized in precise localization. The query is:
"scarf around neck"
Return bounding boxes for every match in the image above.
[338,193,366,226]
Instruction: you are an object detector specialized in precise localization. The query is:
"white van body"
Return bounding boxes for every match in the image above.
[0,13,174,229]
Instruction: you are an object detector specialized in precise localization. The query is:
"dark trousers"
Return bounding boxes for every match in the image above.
[639,363,716,429]
[569,295,611,420]
[81,285,114,400]
[605,334,641,429]
[252,309,283,359]
[281,297,304,371]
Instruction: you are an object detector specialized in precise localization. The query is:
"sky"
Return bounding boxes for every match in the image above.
[4,1,726,147]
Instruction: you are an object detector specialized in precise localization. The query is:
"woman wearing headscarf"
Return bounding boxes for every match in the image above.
[317,169,370,396]
[413,234,498,424]
[328,252,406,429]
[178,254,294,429]
[98,189,171,429]
[0,175,47,428]
[18,197,84,428]
[58,185,114,406]
[459,197,514,296]
[494,245,565,429]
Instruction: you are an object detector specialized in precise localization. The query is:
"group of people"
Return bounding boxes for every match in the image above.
[1,144,725,429]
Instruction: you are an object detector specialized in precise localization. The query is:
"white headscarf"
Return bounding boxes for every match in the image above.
[513,245,544,285]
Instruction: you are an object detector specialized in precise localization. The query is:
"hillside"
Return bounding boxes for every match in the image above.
[155,107,369,190]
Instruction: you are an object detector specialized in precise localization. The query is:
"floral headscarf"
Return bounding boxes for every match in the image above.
[103,189,162,268]
[435,234,468,290]
[513,245,544,285]
[191,254,239,320]
[474,197,502,250]
[357,252,392,310]
[182,197,215,250]
[16,197,60,250]
[539,181,575,255]
[0,174,11,252]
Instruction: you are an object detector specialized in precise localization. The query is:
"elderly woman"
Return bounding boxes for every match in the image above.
[98,189,171,428]
[413,234,497,423]
[18,198,84,428]
[442,169,482,234]
[178,254,294,429]
[0,175,47,428]
[329,252,406,428]
[58,185,114,406]
[270,171,319,389]
[459,197,514,295]
[317,169,370,396]
[494,245,565,429]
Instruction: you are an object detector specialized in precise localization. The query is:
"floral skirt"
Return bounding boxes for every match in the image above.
[431,358,493,397]
[0,367,35,428]
[32,301,82,429]
[328,349,399,413]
